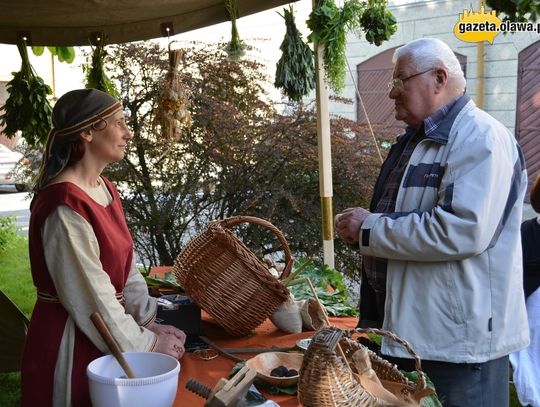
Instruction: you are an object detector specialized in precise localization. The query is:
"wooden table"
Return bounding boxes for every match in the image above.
[172,315,358,406]
[148,266,358,406]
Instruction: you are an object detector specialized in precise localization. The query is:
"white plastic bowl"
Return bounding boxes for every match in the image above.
[87,352,180,407]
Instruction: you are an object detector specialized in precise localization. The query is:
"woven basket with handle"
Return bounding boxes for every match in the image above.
[298,326,435,407]
[172,216,293,337]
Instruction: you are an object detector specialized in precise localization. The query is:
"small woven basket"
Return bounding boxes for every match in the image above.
[298,326,433,407]
[172,216,293,337]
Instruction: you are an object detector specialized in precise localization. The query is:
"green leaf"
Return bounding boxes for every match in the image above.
[31,46,45,56]
[57,47,76,64]
[287,258,358,317]
[47,46,57,56]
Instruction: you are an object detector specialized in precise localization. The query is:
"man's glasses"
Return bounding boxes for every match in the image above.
[387,68,437,90]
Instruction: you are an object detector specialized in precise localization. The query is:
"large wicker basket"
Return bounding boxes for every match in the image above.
[172,216,293,337]
[298,326,435,407]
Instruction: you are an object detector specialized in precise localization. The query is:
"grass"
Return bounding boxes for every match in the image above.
[0,224,33,407]
[0,237,34,318]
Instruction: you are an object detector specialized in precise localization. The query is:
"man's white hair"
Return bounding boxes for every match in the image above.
[393,38,466,92]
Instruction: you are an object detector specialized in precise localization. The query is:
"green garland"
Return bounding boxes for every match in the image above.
[0,38,53,147]
[275,5,315,102]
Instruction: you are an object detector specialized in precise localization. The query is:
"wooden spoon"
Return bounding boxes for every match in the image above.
[90,311,136,379]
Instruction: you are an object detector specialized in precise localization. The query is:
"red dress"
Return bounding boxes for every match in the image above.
[21,178,134,407]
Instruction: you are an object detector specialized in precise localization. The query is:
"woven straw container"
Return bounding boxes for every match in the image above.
[298,327,434,407]
[173,216,293,337]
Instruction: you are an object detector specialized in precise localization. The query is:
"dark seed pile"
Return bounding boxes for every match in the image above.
[270,365,299,377]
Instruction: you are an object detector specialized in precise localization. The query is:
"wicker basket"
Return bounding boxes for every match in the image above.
[298,326,435,407]
[172,216,293,337]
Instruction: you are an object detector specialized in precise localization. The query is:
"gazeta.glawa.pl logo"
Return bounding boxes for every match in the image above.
[454,4,540,43]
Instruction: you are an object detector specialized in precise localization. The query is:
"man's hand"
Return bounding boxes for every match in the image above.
[334,207,371,245]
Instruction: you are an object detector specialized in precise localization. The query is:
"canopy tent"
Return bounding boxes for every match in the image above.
[0,0,335,266]
[0,0,297,46]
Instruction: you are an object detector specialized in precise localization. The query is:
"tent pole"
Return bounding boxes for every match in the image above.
[313,28,335,268]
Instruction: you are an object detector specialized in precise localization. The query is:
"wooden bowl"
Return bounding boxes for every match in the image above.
[245,352,303,387]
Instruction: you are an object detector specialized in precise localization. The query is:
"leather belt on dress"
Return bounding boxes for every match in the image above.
[37,291,125,304]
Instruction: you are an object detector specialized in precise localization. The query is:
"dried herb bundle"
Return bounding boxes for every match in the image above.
[275,6,315,102]
[307,0,363,92]
[0,38,52,147]
[224,0,246,60]
[84,37,119,98]
[153,49,192,141]
[360,0,397,46]
[307,0,396,92]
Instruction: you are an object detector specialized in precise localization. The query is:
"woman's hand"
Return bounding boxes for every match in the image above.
[148,322,186,340]
[149,322,187,360]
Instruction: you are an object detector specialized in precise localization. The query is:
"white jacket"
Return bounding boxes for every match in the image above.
[359,97,530,363]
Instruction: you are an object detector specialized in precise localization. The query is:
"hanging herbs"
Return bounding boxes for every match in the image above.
[83,36,119,98]
[0,38,53,147]
[360,0,397,46]
[152,48,192,141]
[307,0,363,92]
[275,5,315,102]
[307,0,397,92]
[224,0,246,60]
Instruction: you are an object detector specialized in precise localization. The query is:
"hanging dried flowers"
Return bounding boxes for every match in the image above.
[152,48,192,141]
[275,5,315,102]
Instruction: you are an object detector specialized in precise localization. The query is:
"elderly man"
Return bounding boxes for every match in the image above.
[335,38,529,406]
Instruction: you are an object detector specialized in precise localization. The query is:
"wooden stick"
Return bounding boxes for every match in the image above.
[90,311,136,379]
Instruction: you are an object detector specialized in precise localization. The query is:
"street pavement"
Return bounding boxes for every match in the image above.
[0,185,31,235]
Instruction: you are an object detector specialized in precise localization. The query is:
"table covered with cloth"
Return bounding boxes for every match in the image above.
[172,314,358,406]
[148,266,358,406]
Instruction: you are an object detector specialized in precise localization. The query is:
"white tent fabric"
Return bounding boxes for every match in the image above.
[0,0,295,46]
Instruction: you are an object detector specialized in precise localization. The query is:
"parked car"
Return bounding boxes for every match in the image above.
[0,143,29,191]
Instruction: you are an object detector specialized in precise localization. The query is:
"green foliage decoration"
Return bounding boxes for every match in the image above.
[32,46,76,63]
[275,5,315,102]
[0,39,53,147]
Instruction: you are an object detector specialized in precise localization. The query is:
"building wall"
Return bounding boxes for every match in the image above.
[332,0,539,135]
